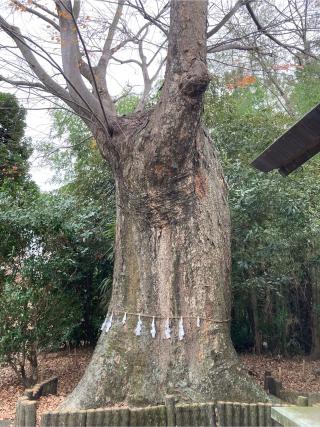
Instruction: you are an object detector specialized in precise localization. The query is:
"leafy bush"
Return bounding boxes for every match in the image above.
[0,277,81,386]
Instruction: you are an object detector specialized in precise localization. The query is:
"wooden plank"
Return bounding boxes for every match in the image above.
[175,404,190,427]
[66,410,86,427]
[206,402,217,427]
[23,401,36,427]
[104,408,114,426]
[251,103,320,175]
[91,409,106,427]
[175,404,183,427]
[216,402,226,427]
[165,395,175,427]
[241,403,249,427]
[258,402,266,426]
[143,406,166,426]
[265,403,272,426]
[249,403,258,426]
[225,402,233,426]
[85,409,96,427]
[233,403,241,427]
[130,408,145,427]
[40,412,53,427]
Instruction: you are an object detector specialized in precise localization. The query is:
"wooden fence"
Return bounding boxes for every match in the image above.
[15,377,58,427]
[35,399,284,427]
[12,373,315,427]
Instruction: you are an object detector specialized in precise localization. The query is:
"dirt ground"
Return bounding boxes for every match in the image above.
[240,353,320,394]
[1,348,319,422]
[0,348,92,422]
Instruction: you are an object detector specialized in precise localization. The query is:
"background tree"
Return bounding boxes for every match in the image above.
[0,93,115,385]
[0,92,33,189]
[204,74,320,357]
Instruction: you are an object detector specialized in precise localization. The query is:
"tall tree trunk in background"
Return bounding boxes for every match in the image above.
[61,0,266,409]
[249,290,261,355]
[310,259,320,359]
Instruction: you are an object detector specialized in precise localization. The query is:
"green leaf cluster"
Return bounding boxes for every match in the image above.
[204,75,320,355]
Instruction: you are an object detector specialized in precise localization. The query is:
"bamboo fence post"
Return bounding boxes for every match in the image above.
[165,395,176,427]
[175,405,182,427]
[40,412,52,427]
[216,401,226,427]
[120,408,130,426]
[297,396,309,406]
[24,401,36,427]
[225,402,233,426]
[233,402,241,426]
[85,409,97,427]
[61,412,72,427]
[242,403,249,427]
[204,402,216,427]
[265,403,272,426]
[258,402,265,426]
[182,405,190,427]
[190,404,202,426]
[14,399,23,427]
[249,403,257,426]
[94,409,106,426]
[15,397,29,427]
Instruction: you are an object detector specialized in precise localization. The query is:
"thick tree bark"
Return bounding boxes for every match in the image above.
[61,121,266,409]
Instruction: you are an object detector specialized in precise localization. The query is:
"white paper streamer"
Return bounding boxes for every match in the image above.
[100,317,108,331]
[150,316,156,338]
[135,314,143,336]
[164,318,171,339]
[178,317,185,341]
[104,312,113,333]
[122,312,127,325]
[196,316,201,328]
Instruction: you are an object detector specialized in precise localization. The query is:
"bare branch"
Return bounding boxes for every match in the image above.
[31,1,58,19]
[97,0,124,74]
[73,0,81,21]
[207,0,254,39]
[0,74,46,89]
[246,2,318,60]
[0,9,110,128]
[208,42,259,54]
[55,0,113,131]
[10,0,60,31]
[0,15,70,102]
[126,0,169,35]
[112,57,142,67]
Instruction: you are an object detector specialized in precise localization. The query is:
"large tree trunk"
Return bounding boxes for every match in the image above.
[61,123,266,409]
[61,0,266,409]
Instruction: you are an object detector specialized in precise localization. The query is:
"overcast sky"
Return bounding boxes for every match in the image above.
[25,108,55,191]
[0,0,164,191]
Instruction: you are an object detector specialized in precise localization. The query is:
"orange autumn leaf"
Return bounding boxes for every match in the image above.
[58,10,72,20]
[226,75,256,90]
